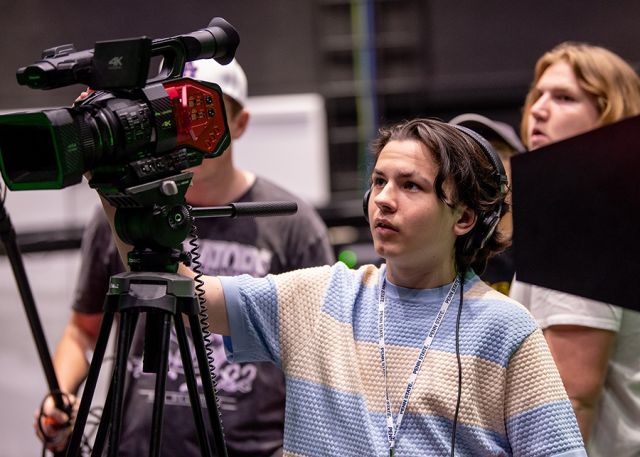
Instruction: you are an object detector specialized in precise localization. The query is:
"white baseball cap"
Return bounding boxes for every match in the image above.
[183,58,248,107]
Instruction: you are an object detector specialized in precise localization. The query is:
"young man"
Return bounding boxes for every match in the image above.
[178,118,586,456]
[511,42,640,457]
[36,59,334,457]
[449,113,525,295]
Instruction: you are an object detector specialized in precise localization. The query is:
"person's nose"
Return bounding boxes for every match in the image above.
[373,182,397,214]
[530,93,550,121]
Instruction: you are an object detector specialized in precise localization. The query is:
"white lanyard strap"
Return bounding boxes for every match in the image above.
[378,273,460,455]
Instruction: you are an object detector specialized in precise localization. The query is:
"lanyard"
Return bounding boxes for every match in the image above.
[378,271,460,456]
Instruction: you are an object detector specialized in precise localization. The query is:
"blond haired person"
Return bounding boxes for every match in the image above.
[511,42,640,456]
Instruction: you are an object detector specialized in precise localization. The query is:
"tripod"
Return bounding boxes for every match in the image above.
[66,179,228,457]
[64,174,297,457]
[66,260,226,457]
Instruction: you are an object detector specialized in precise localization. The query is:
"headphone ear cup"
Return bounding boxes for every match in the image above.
[481,213,501,247]
[463,212,500,254]
[363,188,371,222]
[450,123,507,258]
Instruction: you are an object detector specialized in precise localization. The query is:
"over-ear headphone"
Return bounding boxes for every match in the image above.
[362,187,372,223]
[362,124,508,253]
[451,124,508,253]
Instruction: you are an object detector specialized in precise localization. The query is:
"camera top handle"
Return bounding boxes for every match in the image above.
[16,16,239,91]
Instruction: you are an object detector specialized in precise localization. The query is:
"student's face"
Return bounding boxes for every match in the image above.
[526,61,600,150]
[368,140,464,273]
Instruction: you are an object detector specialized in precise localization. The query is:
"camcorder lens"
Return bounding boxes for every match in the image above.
[0,110,82,189]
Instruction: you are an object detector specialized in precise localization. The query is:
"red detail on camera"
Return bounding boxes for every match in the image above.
[163,78,228,156]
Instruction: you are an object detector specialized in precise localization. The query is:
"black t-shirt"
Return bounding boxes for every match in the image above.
[74,177,335,457]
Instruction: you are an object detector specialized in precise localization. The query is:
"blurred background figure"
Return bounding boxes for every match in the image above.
[511,41,640,457]
[449,113,524,295]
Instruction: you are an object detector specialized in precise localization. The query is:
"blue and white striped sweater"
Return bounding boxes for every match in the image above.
[222,262,586,456]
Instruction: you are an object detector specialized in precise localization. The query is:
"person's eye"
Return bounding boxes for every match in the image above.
[404,181,420,191]
[372,176,386,187]
[555,93,575,102]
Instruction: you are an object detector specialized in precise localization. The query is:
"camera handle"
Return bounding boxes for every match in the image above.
[0,196,70,457]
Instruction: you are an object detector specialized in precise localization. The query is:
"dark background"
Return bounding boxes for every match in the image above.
[2,0,640,204]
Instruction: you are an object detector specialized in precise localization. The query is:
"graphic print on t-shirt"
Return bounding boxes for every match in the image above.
[127,238,274,411]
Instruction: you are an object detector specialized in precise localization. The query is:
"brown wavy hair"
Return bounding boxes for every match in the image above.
[370,118,509,275]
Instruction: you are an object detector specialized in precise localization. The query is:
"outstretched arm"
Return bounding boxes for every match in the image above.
[178,264,230,335]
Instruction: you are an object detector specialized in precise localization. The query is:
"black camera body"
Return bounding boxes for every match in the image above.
[17,37,153,91]
[0,17,239,201]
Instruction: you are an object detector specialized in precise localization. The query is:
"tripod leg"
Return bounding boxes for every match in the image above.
[188,315,229,457]
[65,311,115,457]
[107,310,138,457]
[174,316,214,457]
[147,312,172,457]
[89,377,113,457]
[90,311,139,457]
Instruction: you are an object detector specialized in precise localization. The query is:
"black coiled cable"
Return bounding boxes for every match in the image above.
[186,208,225,430]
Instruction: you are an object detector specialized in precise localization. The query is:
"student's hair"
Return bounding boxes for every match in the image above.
[522,42,640,140]
[370,118,509,274]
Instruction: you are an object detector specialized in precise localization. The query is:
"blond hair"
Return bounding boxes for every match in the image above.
[521,42,640,141]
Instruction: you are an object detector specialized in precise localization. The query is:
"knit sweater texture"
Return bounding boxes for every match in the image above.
[221,263,586,456]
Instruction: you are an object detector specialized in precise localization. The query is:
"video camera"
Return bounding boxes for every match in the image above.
[0,17,238,206]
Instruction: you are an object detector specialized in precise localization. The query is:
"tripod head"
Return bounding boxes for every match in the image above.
[109,170,300,274]
[111,171,195,273]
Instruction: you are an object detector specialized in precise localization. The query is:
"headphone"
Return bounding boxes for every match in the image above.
[362,123,508,254]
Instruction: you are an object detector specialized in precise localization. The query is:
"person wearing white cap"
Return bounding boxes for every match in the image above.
[35,59,335,457]
[449,113,524,295]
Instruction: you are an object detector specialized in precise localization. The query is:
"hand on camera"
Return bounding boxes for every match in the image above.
[33,393,77,452]
[73,87,94,106]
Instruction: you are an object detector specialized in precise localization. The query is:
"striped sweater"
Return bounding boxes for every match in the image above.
[221,262,586,456]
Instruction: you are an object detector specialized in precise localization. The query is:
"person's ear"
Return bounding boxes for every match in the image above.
[230,110,250,140]
[453,205,476,237]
